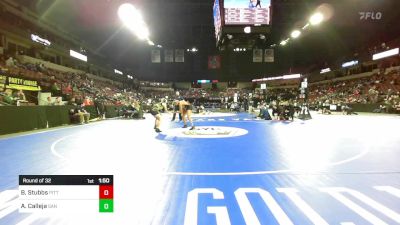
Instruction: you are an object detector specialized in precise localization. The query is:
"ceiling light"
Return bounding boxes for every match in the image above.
[114,69,123,75]
[283,74,301,79]
[320,68,331,74]
[291,30,301,39]
[310,12,324,25]
[302,23,310,30]
[244,26,251,34]
[118,3,150,40]
[280,40,287,46]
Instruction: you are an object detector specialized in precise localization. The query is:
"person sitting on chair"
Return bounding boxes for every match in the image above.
[70,105,90,124]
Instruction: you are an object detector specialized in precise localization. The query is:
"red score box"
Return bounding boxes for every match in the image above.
[99,185,113,199]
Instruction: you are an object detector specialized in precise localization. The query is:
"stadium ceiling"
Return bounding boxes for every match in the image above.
[9,0,400,80]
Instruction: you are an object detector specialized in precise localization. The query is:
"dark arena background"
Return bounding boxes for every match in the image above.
[0,0,400,224]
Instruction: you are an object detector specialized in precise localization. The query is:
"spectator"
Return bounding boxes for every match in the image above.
[46,96,54,106]
[3,89,15,105]
[54,97,63,106]
[69,105,90,124]
[14,90,26,101]
[5,56,16,67]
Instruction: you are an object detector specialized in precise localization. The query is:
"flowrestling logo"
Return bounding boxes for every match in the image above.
[163,126,248,138]
[359,11,382,20]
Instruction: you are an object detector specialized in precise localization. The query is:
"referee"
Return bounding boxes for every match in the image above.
[150,102,162,133]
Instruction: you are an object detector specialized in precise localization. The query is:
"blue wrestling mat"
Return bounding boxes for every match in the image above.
[0,112,399,225]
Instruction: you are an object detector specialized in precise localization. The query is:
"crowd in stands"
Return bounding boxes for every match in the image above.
[1,52,400,117]
[0,54,137,106]
[308,68,400,113]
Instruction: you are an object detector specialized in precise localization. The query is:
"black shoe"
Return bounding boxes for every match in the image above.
[189,126,195,130]
[155,128,162,133]
[182,125,187,128]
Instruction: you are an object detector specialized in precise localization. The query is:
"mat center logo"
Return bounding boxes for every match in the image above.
[184,127,231,136]
[163,126,248,138]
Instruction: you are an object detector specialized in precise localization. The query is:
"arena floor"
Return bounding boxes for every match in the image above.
[0,112,399,225]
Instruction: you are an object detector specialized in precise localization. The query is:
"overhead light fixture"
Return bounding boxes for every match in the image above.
[320,68,331,74]
[283,74,302,79]
[280,40,287,46]
[291,30,301,39]
[227,34,233,39]
[373,48,399,60]
[70,50,87,62]
[259,34,266,40]
[302,23,310,30]
[147,40,154,46]
[342,60,358,68]
[114,69,123,75]
[310,12,324,25]
[118,3,150,40]
[191,47,198,52]
[157,45,162,48]
[31,34,51,46]
[244,26,251,34]
[252,74,301,82]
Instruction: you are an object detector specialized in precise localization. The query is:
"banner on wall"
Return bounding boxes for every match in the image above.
[264,49,274,62]
[175,49,184,62]
[5,76,41,91]
[208,56,221,69]
[151,50,161,63]
[164,49,174,63]
[0,75,6,92]
[253,49,263,62]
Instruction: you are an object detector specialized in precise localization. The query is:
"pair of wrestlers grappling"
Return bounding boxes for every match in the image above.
[151,99,195,133]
